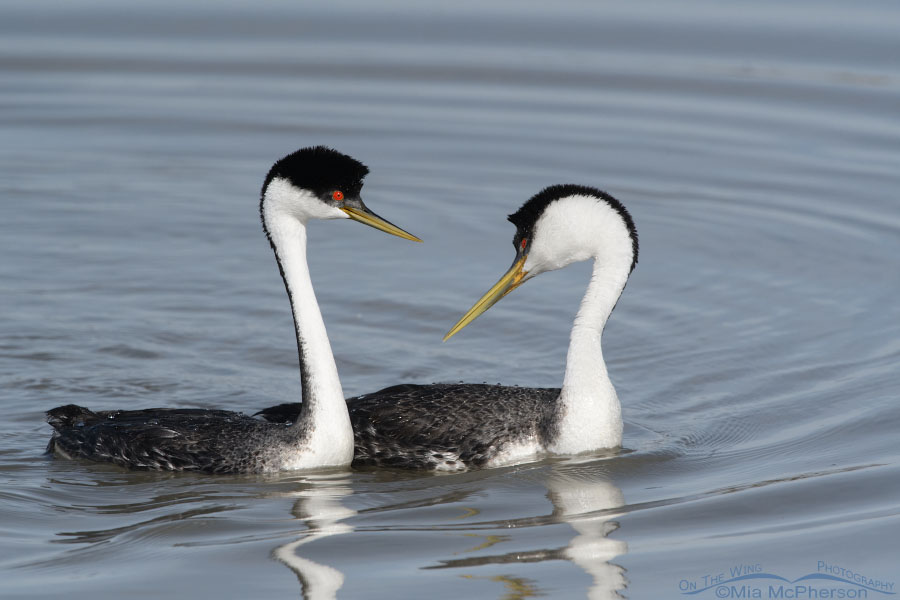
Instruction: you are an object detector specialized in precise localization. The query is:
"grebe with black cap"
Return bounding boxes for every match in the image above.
[46,146,421,473]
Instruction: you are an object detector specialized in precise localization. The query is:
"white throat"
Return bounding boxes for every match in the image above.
[260,182,354,468]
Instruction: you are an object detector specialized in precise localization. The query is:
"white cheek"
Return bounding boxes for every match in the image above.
[523,248,553,276]
[312,203,349,221]
[524,223,581,274]
[523,196,610,274]
[293,196,347,221]
[265,177,348,222]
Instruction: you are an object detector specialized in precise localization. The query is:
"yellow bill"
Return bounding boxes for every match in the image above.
[342,206,422,242]
[443,255,528,341]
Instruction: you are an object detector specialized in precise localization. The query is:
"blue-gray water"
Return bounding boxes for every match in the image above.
[2,1,899,598]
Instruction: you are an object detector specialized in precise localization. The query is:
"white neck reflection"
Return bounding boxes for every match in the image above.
[272,474,356,600]
[423,460,628,599]
[549,461,628,599]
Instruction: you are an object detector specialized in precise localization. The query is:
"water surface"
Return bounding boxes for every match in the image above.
[2,1,899,598]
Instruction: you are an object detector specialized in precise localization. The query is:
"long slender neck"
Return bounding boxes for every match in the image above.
[548,259,628,453]
[262,205,353,466]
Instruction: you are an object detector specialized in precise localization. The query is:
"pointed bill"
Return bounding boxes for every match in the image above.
[443,256,528,341]
[341,206,422,242]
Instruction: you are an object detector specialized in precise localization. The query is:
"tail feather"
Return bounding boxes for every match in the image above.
[46,404,98,430]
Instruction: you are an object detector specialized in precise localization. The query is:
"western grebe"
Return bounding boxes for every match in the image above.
[258,184,638,470]
[46,146,421,473]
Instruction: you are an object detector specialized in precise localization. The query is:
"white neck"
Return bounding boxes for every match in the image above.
[522,193,633,455]
[262,191,354,468]
[548,258,628,454]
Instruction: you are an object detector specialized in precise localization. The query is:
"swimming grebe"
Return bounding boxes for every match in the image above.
[46,146,421,473]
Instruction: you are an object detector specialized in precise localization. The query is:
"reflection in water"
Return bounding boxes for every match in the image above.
[460,573,543,600]
[427,463,628,599]
[551,466,628,600]
[272,474,356,600]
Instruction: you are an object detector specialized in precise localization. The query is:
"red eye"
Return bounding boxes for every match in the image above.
[332,190,344,201]
[520,238,528,250]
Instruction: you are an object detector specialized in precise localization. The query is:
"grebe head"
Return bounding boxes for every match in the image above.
[444,184,638,340]
[260,146,421,241]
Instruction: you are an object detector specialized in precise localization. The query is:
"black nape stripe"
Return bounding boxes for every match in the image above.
[507,184,639,273]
